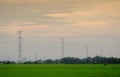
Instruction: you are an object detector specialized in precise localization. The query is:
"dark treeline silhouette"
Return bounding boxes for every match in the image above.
[0,56,120,64]
[0,61,15,64]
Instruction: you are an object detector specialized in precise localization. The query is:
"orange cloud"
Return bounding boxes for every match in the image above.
[0,0,45,4]
[47,10,92,18]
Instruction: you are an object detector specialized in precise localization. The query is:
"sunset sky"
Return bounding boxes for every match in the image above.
[0,0,120,61]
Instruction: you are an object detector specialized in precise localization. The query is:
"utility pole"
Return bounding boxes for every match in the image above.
[17,31,23,63]
[109,49,112,57]
[61,37,64,59]
[100,48,103,57]
[35,52,37,61]
[86,45,88,58]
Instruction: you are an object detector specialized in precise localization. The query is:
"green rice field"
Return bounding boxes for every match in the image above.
[0,64,120,77]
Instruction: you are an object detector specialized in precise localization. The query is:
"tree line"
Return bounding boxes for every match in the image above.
[0,56,120,64]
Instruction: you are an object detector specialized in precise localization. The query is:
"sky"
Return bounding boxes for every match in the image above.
[0,0,120,61]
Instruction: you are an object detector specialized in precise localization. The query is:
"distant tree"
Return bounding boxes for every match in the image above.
[33,60,43,64]
[1,56,120,64]
[0,61,15,64]
[24,61,34,64]
[44,59,54,64]
[54,59,60,64]
[60,57,80,64]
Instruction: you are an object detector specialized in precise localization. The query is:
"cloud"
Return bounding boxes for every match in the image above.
[0,0,120,26]
[0,9,68,26]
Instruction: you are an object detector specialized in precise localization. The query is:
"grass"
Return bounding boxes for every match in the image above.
[0,64,120,77]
